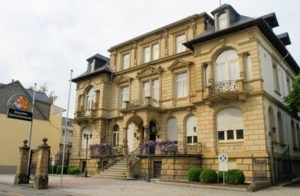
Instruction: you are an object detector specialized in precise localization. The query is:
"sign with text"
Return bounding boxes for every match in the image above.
[218,153,228,171]
[7,108,33,121]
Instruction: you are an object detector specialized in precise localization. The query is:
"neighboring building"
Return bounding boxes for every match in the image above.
[70,4,300,184]
[0,80,63,173]
[56,117,73,166]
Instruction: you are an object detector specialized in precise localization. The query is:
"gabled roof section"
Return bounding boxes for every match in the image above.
[277,32,291,46]
[184,5,300,74]
[168,59,194,71]
[72,53,113,83]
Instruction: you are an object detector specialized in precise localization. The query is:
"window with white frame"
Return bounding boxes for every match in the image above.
[152,43,160,60]
[175,34,186,54]
[167,118,178,143]
[143,43,160,63]
[152,79,159,101]
[176,72,188,98]
[121,86,129,109]
[203,64,209,87]
[85,87,96,111]
[218,12,228,30]
[215,50,239,82]
[143,81,150,97]
[81,128,92,149]
[122,53,130,69]
[186,116,197,144]
[143,46,151,63]
[112,125,119,147]
[217,108,244,141]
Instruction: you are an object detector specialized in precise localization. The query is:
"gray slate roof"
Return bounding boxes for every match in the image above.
[26,89,52,104]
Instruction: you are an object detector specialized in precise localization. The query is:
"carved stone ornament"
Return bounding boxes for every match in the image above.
[167,59,193,71]
[136,66,164,79]
[115,75,133,84]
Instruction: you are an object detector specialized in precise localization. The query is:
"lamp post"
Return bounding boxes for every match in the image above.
[269,127,276,185]
[83,133,92,177]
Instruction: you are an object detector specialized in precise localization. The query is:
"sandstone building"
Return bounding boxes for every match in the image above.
[70,4,300,183]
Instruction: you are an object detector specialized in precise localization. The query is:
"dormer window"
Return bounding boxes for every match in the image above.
[90,59,95,71]
[218,12,228,30]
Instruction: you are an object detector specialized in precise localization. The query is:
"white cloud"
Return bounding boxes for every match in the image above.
[0,0,299,117]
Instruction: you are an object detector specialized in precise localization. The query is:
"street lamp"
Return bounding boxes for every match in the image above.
[83,133,92,177]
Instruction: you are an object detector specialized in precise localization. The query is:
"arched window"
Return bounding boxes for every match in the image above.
[186,116,197,144]
[215,50,239,82]
[81,127,92,149]
[85,87,96,111]
[277,112,284,144]
[217,108,244,141]
[112,125,119,148]
[167,118,178,143]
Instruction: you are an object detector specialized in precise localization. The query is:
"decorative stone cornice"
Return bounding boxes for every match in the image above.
[115,75,133,84]
[136,66,164,79]
[167,59,193,71]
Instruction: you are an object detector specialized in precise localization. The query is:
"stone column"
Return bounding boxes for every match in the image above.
[123,127,128,156]
[238,53,246,91]
[33,138,51,189]
[14,140,30,185]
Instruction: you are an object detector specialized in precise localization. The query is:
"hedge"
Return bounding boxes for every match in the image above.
[56,165,68,174]
[187,167,203,182]
[200,169,218,183]
[67,166,81,175]
[226,169,245,184]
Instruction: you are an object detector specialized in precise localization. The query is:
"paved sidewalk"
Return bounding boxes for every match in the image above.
[0,174,300,196]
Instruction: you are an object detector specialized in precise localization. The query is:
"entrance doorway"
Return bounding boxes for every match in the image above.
[127,123,135,153]
[149,121,157,155]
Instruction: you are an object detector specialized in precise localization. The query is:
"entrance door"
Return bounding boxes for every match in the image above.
[153,161,162,178]
[149,121,157,155]
[127,123,135,152]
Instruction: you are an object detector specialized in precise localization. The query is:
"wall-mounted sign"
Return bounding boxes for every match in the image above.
[7,95,33,121]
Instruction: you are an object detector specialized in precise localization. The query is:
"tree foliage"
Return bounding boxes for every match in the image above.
[284,75,300,117]
[29,83,57,103]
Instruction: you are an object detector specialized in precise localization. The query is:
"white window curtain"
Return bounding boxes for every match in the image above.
[215,50,239,82]
[176,34,186,53]
[144,47,150,63]
[152,44,159,60]
[152,79,159,100]
[167,118,178,142]
[143,81,150,97]
[81,128,92,149]
[86,87,96,111]
[123,54,130,69]
[121,86,129,108]
[176,73,188,97]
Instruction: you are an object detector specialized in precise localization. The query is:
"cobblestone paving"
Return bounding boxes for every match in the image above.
[0,174,300,196]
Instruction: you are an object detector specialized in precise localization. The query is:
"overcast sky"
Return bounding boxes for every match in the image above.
[0,0,299,118]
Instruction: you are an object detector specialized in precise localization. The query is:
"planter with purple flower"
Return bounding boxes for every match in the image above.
[90,144,113,158]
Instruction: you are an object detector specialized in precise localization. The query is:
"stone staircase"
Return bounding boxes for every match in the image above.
[94,157,128,179]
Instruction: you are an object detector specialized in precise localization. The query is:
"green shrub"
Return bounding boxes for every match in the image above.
[200,169,218,183]
[218,171,227,183]
[226,169,245,184]
[187,167,203,182]
[67,166,81,175]
[56,165,68,174]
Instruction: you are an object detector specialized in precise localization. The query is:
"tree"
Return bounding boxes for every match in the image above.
[28,83,57,103]
[284,74,300,117]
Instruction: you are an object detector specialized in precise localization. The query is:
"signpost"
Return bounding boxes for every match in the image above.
[7,108,32,121]
[218,153,228,185]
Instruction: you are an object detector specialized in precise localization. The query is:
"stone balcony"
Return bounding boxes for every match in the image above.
[203,79,247,103]
[120,97,160,112]
[74,104,98,123]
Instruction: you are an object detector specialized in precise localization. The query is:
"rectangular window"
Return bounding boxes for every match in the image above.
[227,130,234,140]
[218,131,225,141]
[236,129,244,139]
[203,64,209,86]
[152,79,159,101]
[143,46,151,63]
[218,13,228,30]
[152,44,159,60]
[273,63,280,93]
[113,132,119,147]
[122,54,130,69]
[187,136,197,144]
[143,81,150,97]
[176,72,188,98]
[175,34,186,53]
[121,86,129,109]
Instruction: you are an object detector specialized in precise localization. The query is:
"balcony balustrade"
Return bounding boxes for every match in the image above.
[121,97,160,110]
